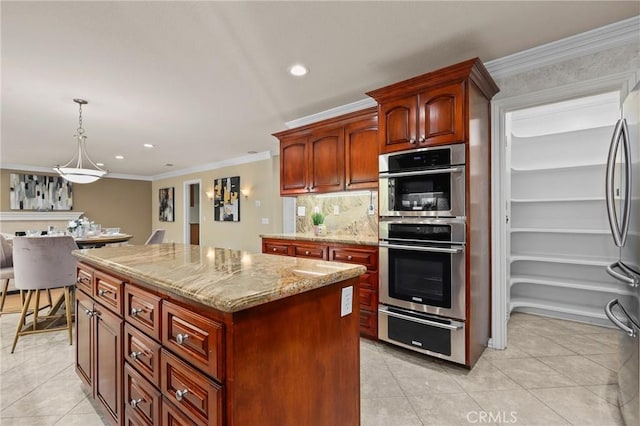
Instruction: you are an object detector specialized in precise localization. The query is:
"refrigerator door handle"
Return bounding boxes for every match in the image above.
[606,118,624,247]
[605,299,637,337]
[607,261,639,287]
[619,118,632,246]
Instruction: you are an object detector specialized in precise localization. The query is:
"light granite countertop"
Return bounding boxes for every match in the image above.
[73,244,366,313]
[260,233,379,247]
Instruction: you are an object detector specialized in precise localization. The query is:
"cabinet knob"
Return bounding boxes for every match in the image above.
[176,333,189,345]
[130,398,143,408]
[409,138,417,144]
[305,251,310,255]
[77,276,85,284]
[418,136,425,143]
[176,389,189,401]
[98,289,111,296]
[272,247,278,252]
[84,309,96,317]
[130,308,143,316]
[347,255,353,260]
[130,351,143,360]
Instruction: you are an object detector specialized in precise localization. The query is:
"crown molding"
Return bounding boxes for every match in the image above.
[0,163,152,181]
[0,211,83,222]
[284,98,377,129]
[485,15,640,80]
[151,150,273,181]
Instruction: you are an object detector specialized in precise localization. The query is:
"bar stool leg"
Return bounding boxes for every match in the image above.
[0,278,9,316]
[33,290,41,331]
[64,286,73,345]
[11,290,33,353]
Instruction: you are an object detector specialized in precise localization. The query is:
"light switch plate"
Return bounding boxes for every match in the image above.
[261,217,269,225]
[255,200,261,208]
[297,206,306,216]
[333,205,340,215]
[341,286,353,317]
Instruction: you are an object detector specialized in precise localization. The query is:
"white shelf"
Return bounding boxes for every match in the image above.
[510,227,610,235]
[509,275,630,295]
[511,197,605,203]
[510,254,612,267]
[511,162,606,173]
[509,298,608,321]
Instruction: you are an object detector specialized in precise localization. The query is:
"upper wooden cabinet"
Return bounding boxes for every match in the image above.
[275,107,378,195]
[367,58,499,154]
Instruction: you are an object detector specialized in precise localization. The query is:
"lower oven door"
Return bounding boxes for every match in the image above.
[378,305,465,364]
[379,241,466,319]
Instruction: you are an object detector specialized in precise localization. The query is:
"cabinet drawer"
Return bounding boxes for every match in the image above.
[263,241,291,256]
[162,301,224,380]
[124,363,161,426]
[161,350,223,426]
[76,264,93,295]
[293,243,327,260]
[360,309,378,339]
[125,285,162,341]
[125,405,153,426]
[125,324,161,387]
[329,247,378,271]
[162,397,198,426]
[95,270,124,315]
[359,271,378,291]
[359,288,378,312]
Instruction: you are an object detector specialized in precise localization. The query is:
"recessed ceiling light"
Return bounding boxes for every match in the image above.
[289,64,308,77]
[143,143,155,148]
[248,150,257,154]
[165,163,174,167]
[96,162,105,167]
[115,155,124,160]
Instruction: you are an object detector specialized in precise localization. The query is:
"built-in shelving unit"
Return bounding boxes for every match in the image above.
[508,92,623,325]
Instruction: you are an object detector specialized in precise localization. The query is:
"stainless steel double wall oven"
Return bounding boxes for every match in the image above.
[378,143,467,364]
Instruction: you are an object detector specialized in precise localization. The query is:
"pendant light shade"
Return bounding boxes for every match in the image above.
[54,99,107,184]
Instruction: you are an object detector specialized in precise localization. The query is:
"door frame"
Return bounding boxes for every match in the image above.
[490,71,638,349]
[183,179,202,245]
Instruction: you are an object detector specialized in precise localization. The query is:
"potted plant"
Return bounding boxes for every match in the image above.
[311,211,327,236]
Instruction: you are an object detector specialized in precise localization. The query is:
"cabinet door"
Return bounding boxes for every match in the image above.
[75,290,94,389]
[280,135,309,195]
[418,82,465,146]
[308,126,345,193]
[345,114,379,190]
[95,304,123,425]
[379,96,418,153]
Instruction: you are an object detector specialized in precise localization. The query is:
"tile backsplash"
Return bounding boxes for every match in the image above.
[296,191,378,238]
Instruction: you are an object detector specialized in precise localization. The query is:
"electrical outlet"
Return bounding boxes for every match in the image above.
[333,205,340,215]
[367,204,375,215]
[261,217,269,225]
[340,286,353,317]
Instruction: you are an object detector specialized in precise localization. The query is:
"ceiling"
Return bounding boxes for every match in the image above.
[2,1,638,179]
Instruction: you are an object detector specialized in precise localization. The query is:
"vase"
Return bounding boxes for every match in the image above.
[313,224,327,236]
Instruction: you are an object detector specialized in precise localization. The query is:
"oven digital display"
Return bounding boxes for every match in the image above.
[388,224,451,242]
[387,149,451,172]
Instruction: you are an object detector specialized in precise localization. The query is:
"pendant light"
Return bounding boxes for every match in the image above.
[54,98,107,184]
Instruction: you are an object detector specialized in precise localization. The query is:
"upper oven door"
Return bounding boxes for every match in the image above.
[379,144,466,218]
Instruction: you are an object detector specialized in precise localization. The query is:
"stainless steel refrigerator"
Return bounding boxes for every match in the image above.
[605,81,640,426]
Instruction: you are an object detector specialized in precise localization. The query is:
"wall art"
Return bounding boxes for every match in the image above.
[159,187,175,222]
[9,173,73,210]
[213,176,240,222]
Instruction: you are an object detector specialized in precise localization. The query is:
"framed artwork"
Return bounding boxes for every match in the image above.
[159,187,175,222]
[9,173,73,211]
[213,176,240,222]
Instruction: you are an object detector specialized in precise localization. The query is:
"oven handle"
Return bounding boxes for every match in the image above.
[379,166,464,179]
[379,242,464,254]
[379,306,464,330]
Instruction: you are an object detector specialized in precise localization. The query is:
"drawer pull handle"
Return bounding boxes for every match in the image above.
[130,398,143,408]
[77,276,87,284]
[176,333,189,345]
[305,251,310,255]
[98,289,112,296]
[176,389,189,401]
[84,309,96,317]
[347,255,353,260]
[130,351,143,360]
[130,308,143,316]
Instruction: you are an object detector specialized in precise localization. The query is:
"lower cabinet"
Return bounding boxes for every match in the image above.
[261,238,379,339]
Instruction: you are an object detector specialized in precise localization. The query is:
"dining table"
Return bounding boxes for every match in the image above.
[73,233,133,248]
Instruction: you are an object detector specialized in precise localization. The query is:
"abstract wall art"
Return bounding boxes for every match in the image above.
[159,187,175,222]
[213,176,240,222]
[9,173,73,210]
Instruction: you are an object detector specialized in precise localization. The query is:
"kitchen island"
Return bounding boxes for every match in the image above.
[72,243,365,426]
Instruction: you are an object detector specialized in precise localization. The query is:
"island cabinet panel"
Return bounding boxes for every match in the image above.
[124,323,161,387]
[125,285,162,341]
[161,349,223,426]
[124,363,162,426]
[261,238,379,339]
[75,288,94,389]
[95,301,124,426]
[274,107,378,195]
[162,301,225,381]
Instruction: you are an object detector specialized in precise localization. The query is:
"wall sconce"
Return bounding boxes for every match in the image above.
[205,190,215,200]
[241,188,250,198]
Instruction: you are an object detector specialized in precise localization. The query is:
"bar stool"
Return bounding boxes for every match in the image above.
[0,234,14,315]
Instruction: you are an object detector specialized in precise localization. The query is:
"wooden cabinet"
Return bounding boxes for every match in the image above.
[275,107,378,195]
[262,238,378,339]
[367,58,498,154]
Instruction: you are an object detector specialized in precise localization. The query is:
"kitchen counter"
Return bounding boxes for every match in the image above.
[72,243,365,312]
[260,232,379,246]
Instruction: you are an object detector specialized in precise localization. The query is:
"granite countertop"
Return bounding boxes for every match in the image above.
[260,233,379,247]
[73,244,366,313]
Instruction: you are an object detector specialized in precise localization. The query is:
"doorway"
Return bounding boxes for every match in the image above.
[183,179,201,245]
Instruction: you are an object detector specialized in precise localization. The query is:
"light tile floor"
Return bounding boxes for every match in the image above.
[0,311,624,425]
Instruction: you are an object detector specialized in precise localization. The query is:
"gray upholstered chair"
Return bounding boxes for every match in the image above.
[10,236,78,353]
[0,234,15,315]
[145,229,165,245]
